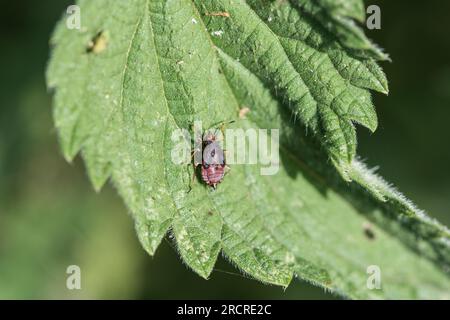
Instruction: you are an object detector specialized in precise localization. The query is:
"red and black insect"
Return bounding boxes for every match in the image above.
[192,122,233,189]
[199,132,226,189]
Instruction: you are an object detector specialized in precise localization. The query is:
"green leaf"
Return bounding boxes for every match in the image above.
[47,0,450,299]
[296,0,389,60]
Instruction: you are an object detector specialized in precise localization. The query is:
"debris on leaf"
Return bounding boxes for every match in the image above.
[87,31,108,54]
[206,11,230,18]
[239,107,250,119]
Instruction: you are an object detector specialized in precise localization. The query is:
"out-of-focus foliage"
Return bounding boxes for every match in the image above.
[1,0,450,299]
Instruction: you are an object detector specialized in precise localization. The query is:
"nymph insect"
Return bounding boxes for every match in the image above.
[192,121,234,189]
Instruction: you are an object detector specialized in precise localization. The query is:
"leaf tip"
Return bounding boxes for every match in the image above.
[84,158,111,192]
[135,221,169,257]
[91,178,107,193]
[173,224,221,280]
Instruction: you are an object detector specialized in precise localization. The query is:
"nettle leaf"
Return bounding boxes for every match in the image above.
[47,0,450,298]
[296,0,389,60]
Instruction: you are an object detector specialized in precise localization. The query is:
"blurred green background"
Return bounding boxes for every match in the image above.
[0,1,449,299]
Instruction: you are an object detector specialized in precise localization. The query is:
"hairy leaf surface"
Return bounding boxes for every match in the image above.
[47,0,450,299]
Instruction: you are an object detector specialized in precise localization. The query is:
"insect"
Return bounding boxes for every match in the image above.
[192,121,233,189]
[199,132,226,189]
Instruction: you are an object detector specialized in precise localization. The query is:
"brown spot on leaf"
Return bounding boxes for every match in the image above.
[87,31,108,54]
[206,11,230,18]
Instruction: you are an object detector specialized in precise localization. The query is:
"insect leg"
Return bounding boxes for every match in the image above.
[187,164,197,193]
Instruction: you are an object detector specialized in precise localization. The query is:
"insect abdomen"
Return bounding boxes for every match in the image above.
[201,164,225,187]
